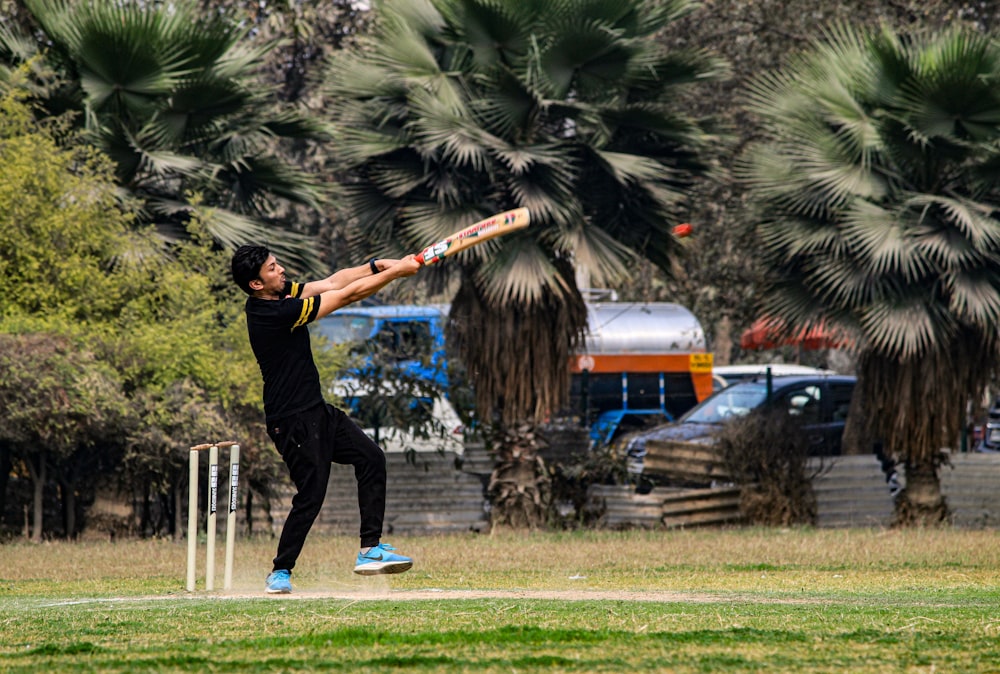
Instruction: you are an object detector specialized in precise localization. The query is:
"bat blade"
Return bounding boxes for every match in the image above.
[416,207,530,266]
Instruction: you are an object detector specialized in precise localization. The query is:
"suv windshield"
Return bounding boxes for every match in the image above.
[681,382,770,423]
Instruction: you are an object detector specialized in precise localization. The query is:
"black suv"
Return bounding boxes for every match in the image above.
[620,374,857,475]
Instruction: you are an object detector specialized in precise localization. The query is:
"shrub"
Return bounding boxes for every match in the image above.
[715,407,820,526]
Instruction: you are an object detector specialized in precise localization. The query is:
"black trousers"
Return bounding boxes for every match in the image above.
[267,402,386,572]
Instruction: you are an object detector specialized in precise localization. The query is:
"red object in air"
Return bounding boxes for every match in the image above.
[740,317,849,351]
[673,223,693,238]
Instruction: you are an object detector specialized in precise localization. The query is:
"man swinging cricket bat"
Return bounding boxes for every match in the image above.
[229,207,531,594]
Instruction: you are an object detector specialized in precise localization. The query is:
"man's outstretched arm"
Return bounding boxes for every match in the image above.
[300,258,401,298]
[314,255,421,319]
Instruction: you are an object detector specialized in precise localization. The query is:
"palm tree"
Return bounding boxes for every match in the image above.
[741,24,1000,526]
[0,0,327,272]
[321,0,724,526]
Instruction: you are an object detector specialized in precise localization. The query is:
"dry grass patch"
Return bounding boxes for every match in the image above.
[1,527,998,598]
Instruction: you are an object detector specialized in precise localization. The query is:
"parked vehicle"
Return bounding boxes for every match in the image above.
[620,374,857,475]
[312,304,450,388]
[712,364,836,392]
[569,302,714,445]
[331,379,465,455]
[316,302,716,447]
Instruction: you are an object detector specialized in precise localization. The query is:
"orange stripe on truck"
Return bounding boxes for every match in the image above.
[570,353,715,403]
[569,353,709,373]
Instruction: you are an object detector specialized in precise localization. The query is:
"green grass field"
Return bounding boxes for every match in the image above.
[2,528,999,672]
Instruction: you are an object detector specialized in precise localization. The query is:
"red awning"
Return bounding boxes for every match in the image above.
[740,317,848,351]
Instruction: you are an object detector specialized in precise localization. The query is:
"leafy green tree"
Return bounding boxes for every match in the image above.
[0,334,132,541]
[322,0,723,526]
[0,0,328,273]
[0,86,130,328]
[0,86,135,537]
[0,88,285,538]
[741,25,1000,525]
[106,223,289,537]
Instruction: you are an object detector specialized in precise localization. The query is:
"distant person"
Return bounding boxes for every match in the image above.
[231,245,421,594]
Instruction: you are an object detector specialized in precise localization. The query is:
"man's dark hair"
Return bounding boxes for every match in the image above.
[231,244,270,295]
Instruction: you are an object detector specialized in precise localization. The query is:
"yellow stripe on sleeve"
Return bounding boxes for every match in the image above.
[292,297,315,330]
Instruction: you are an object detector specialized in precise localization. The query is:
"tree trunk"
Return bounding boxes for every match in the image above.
[245,489,255,535]
[487,423,550,529]
[139,483,152,537]
[174,482,184,542]
[841,372,879,456]
[894,459,948,527]
[856,341,990,527]
[0,443,11,528]
[60,480,77,539]
[28,454,46,543]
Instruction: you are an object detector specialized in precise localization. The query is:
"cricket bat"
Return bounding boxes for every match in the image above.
[415,207,531,266]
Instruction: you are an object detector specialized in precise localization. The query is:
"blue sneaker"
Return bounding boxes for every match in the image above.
[354,543,413,576]
[265,569,292,594]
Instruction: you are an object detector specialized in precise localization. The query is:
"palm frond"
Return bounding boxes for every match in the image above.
[449,0,533,68]
[473,236,565,304]
[488,142,560,176]
[840,201,927,281]
[803,257,878,310]
[186,203,319,275]
[131,143,208,182]
[368,157,431,200]
[745,22,1000,370]
[507,165,578,226]
[860,294,951,359]
[624,47,730,93]
[760,218,847,262]
[0,19,40,63]
[220,155,326,212]
[552,222,634,290]
[37,0,192,109]
[324,53,408,100]
[335,120,412,165]
[590,149,665,185]
[905,193,1000,251]
[407,87,492,170]
[371,17,448,81]
[944,269,1000,324]
[16,0,326,264]
[537,17,633,99]
[471,69,540,138]
[597,102,709,144]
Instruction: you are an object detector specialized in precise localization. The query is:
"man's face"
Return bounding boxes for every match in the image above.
[254,255,286,295]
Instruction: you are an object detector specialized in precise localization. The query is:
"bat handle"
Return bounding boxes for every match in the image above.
[414,252,425,265]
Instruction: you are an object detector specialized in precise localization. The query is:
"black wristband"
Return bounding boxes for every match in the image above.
[368,258,379,274]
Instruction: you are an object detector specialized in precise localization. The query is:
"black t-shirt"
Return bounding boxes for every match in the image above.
[245,280,323,422]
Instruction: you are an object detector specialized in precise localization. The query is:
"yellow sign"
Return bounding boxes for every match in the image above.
[689,353,714,373]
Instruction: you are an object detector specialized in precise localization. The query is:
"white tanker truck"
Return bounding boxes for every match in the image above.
[569,302,714,444]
